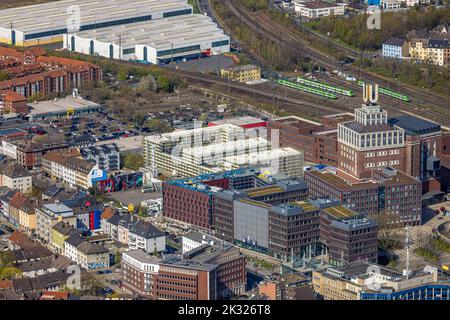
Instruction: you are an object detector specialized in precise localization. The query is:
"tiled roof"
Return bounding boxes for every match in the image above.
[52,221,77,237]
[0,161,30,179]
[9,192,28,209]
[3,90,26,102]
[0,280,12,289]
[383,37,406,47]
[76,242,109,255]
[101,207,115,220]
[64,234,84,248]
[129,220,165,239]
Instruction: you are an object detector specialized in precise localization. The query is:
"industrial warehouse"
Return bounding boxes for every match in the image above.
[0,0,193,46]
[64,14,230,64]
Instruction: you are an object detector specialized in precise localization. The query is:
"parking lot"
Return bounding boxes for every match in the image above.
[109,190,162,207]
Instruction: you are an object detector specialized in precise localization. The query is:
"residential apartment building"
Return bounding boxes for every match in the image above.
[220,65,261,83]
[0,90,27,114]
[408,27,450,66]
[380,0,401,11]
[102,211,165,253]
[64,234,84,264]
[79,143,120,171]
[42,152,106,190]
[76,242,110,270]
[128,220,166,253]
[382,37,409,58]
[15,140,69,169]
[35,203,76,246]
[51,221,77,254]
[8,191,27,228]
[0,161,32,193]
[0,47,102,100]
[18,199,37,235]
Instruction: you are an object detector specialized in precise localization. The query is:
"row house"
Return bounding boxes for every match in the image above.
[42,152,105,190]
[63,234,110,270]
[0,47,102,100]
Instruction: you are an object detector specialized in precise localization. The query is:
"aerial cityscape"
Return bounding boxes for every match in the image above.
[0,0,449,308]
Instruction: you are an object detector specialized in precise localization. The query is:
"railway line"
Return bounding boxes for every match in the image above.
[220,0,449,125]
[176,70,347,116]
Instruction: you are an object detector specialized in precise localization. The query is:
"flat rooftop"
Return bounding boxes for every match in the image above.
[224,147,302,165]
[0,0,191,35]
[271,116,321,128]
[28,96,100,116]
[123,249,161,264]
[97,136,144,152]
[160,255,217,271]
[342,121,399,134]
[306,169,418,190]
[388,115,441,135]
[298,0,344,9]
[73,14,227,51]
[246,185,285,198]
[322,205,357,219]
[292,200,319,212]
[208,116,266,127]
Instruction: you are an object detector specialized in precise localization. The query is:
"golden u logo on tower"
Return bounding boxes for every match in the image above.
[363,83,379,105]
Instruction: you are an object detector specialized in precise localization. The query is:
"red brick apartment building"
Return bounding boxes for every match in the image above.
[0,90,27,114]
[15,141,69,169]
[0,47,101,101]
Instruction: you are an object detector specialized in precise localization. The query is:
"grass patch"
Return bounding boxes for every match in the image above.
[430,237,450,253]
[188,0,200,14]
[414,247,439,264]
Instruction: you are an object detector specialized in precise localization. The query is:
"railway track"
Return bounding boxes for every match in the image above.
[222,0,450,125]
[178,70,347,115]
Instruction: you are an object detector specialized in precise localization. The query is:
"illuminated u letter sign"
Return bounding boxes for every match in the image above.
[363,83,379,105]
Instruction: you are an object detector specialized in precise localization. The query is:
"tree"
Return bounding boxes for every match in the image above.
[138,75,157,93]
[156,76,171,92]
[0,251,15,268]
[123,152,143,171]
[117,69,129,81]
[146,118,173,133]
[0,71,11,81]
[133,113,147,126]
[0,267,22,280]
[376,211,404,251]
[114,251,122,265]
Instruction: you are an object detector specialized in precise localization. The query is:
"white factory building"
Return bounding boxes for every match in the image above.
[64,14,230,64]
[293,0,345,18]
[0,0,193,46]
